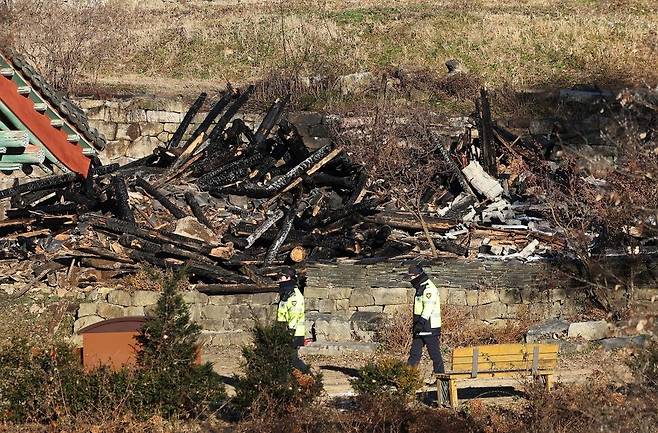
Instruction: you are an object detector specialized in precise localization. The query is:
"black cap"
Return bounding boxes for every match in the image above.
[408,264,423,275]
[280,268,298,280]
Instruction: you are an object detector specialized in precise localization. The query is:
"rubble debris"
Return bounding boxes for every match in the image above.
[0,84,655,294]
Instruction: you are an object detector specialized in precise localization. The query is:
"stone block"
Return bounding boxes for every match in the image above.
[74,315,103,333]
[77,302,97,317]
[182,291,209,305]
[127,136,158,159]
[198,319,226,332]
[252,292,278,305]
[472,302,507,320]
[314,317,352,342]
[521,288,547,303]
[349,290,374,307]
[116,122,141,140]
[526,319,570,343]
[600,335,647,351]
[549,288,568,302]
[498,288,522,305]
[337,72,375,95]
[209,294,253,305]
[228,305,252,319]
[140,122,164,137]
[327,287,352,300]
[157,131,171,142]
[371,287,408,305]
[124,306,145,316]
[305,297,319,311]
[568,321,609,341]
[107,290,131,306]
[146,110,182,123]
[466,289,499,306]
[383,304,409,315]
[249,306,272,322]
[335,299,350,311]
[188,303,202,322]
[211,331,252,346]
[319,299,336,313]
[144,304,158,317]
[304,286,329,299]
[202,305,229,320]
[446,289,467,305]
[88,119,117,141]
[125,109,147,123]
[132,290,160,306]
[357,306,383,313]
[97,303,124,319]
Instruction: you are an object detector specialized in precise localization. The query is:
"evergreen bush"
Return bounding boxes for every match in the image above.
[0,271,226,423]
[233,322,322,415]
[351,358,422,399]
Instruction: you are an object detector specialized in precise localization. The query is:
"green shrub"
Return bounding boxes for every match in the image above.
[0,272,226,424]
[351,358,422,399]
[233,322,322,415]
[133,271,226,419]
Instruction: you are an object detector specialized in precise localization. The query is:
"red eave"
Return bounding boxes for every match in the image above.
[0,75,90,177]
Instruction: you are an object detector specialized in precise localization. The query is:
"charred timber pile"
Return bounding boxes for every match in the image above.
[0,88,442,294]
[2,86,654,295]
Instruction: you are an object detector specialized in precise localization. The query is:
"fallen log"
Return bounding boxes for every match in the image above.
[363,210,457,232]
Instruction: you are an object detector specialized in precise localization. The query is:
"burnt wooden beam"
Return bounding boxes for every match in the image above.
[167,92,207,149]
[185,90,233,146]
[264,205,296,265]
[197,153,266,190]
[477,88,498,176]
[245,209,284,249]
[135,176,187,219]
[184,192,213,230]
[111,175,134,223]
[253,95,289,147]
[86,215,211,255]
[430,133,477,198]
[207,85,255,146]
[196,283,278,295]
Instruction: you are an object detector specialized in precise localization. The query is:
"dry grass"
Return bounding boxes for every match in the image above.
[378,304,535,358]
[2,0,656,103]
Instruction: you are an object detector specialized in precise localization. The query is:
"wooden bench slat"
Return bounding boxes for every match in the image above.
[438,370,555,380]
[452,353,558,363]
[453,343,559,358]
[452,359,557,373]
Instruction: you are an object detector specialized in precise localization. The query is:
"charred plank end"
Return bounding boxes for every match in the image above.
[184,191,214,230]
[135,176,187,219]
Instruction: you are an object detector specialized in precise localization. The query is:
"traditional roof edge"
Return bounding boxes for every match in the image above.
[1,49,106,151]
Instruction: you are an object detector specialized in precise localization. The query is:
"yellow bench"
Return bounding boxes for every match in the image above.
[436,343,559,407]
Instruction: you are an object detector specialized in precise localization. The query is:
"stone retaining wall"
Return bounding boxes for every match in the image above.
[75,97,334,163]
[74,259,657,346]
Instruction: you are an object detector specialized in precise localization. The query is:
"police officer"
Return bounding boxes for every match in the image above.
[406,264,445,374]
[276,268,306,348]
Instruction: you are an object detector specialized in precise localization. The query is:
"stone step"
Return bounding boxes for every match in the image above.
[299,341,380,357]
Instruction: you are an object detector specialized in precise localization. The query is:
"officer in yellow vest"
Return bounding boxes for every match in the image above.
[276,268,306,348]
[406,264,445,374]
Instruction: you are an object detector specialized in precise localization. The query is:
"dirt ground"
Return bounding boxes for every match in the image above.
[203,340,636,402]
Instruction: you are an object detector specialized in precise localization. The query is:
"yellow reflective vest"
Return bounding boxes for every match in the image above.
[413,278,441,335]
[277,286,306,338]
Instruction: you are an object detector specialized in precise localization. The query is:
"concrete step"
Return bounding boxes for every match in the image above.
[300,341,380,356]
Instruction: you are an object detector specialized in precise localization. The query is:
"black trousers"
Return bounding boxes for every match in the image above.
[407,331,445,374]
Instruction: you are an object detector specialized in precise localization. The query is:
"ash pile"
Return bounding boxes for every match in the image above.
[0,85,655,294]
